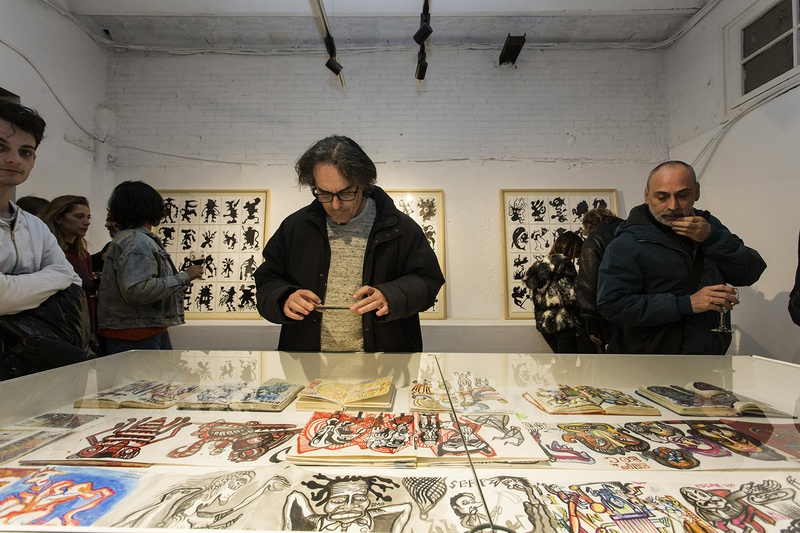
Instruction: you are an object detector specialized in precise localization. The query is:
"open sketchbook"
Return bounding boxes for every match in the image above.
[410,372,514,414]
[637,382,795,418]
[177,379,302,412]
[525,384,660,416]
[73,380,199,409]
[295,376,395,412]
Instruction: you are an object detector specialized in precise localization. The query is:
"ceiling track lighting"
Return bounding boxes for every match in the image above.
[413,0,431,80]
[413,0,433,45]
[315,0,345,87]
[499,33,526,66]
[415,46,428,81]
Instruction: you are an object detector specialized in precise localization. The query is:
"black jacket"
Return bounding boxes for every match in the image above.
[598,205,766,354]
[254,187,444,352]
[576,216,623,346]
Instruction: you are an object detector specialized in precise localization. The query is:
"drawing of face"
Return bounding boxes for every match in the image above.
[324,480,370,524]
[211,472,254,504]
[681,487,729,510]
[452,493,480,516]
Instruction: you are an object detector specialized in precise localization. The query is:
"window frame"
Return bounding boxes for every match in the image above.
[724,0,800,113]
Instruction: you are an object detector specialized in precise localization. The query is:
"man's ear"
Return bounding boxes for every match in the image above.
[644,187,650,203]
[695,183,701,201]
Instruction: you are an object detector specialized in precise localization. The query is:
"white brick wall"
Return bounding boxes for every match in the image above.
[106,47,668,167]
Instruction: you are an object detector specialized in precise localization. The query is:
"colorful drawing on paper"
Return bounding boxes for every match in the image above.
[0,466,142,527]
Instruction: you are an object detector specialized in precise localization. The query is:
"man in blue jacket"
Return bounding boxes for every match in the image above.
[597,161,766,354]
[255,135,444,353]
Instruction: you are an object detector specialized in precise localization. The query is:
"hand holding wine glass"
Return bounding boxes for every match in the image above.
[712,286,739,333]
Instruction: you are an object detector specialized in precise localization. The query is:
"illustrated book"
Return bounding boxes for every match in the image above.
[636,382,795,418]
[295,376,395,412]
[177,379,302,412]
[409,372,514,414]
[524,384,660,415]
[73,380,199,409]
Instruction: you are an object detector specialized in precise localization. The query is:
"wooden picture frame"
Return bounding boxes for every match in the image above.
[385,189,446,319]
[157,189,268,319]
[501,189,618,319]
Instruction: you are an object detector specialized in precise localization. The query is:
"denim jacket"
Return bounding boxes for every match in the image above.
[97,227,191,330]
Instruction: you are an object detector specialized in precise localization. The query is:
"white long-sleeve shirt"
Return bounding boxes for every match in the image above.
[0,202,81,315]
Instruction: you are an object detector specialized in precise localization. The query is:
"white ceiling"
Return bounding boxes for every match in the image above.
[46,0,717,52]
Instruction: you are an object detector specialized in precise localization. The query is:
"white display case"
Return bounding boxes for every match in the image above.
[0,351,798,532]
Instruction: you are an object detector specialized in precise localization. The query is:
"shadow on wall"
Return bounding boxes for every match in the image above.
[734,288,800,364]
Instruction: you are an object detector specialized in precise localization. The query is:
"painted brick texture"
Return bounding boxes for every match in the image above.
[106,47,668,167]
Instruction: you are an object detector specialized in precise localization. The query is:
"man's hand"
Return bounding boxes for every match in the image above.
[352,285,389,316]
[671,216,712,242]
[283,289,322,320]
[690,284,739,314]
[184,264,204,281]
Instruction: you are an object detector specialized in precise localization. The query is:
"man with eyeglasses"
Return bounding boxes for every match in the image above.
[255,135,444,353]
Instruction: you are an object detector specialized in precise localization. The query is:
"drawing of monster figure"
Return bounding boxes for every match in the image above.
[492,476,560,533]
[545,481,665,533]
[740,477,800,520]
[114,470,289,529]
[523,422,594,464]
[68,416,191,460]
[687,421,786,461]
[416,197,436,221]
[508,197,526,223]
[201,198,219,223]
[0,467,115,526]
[571,199,590,225]
[283,474,411,533]
[436,415,494,458]
[167,420,301,463]
[680,486,775,533]
[558,422,651,455]
[640,446,700,469]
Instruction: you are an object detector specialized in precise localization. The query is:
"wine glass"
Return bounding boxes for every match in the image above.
[711,287,739,333]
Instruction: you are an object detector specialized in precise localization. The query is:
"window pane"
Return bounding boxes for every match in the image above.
[743,35,794,93]
[742,0,792,58]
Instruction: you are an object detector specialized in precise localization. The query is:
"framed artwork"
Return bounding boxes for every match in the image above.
[157,190,268,319]
[501,189,618,319]
[386,189,446,319]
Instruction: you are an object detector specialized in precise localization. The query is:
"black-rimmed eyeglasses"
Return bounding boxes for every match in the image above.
[312,187,359,203]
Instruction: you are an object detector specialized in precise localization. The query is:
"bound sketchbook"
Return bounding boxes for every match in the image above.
[73,380,199,409]
[295,376,395,412]
[177,379,303,412]
[409,372,514,414]
[524,384,660,416]
[636,382,795,418]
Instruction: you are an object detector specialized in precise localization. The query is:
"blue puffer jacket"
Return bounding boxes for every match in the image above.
[597,204,766,354]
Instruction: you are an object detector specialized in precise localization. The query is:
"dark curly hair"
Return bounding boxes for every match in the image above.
[295,135,377,195]
[0,101,46,147]
[107,181,165,229]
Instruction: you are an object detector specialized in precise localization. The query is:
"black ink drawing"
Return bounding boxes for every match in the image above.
[283,473,412,532]
[503,189,617,318]
[159,190,267,317]
[386,190,445,319]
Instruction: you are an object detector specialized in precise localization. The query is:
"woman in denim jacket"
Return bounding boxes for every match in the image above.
[97,181,203,354]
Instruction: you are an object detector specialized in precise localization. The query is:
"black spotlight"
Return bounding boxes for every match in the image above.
[413,19,432,45]
[325,57,343,75]
[413,1,432,45]
[415,50,428,80]
[499,33,526,65]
